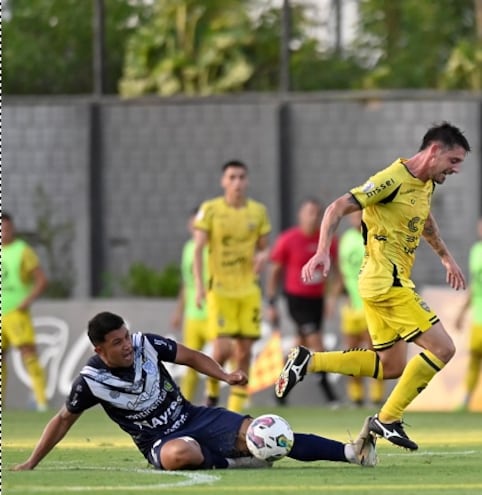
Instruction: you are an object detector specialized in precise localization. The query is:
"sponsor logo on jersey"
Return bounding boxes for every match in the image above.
[363,179,395,198]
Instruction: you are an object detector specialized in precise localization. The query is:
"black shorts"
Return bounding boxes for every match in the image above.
[285,293,324,336]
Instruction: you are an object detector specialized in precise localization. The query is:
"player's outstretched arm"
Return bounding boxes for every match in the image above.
[11,406,82,471]
[302,193,359,283]
[175,343,248,386]
[422,213,466,290]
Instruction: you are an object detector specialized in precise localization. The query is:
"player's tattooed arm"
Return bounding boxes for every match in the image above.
[422,213,449,258]
[423,212,466,290]
[323,193,360,240]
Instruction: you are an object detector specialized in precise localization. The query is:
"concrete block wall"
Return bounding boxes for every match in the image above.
[3,93,480,296]
[101,100,280,282]
[3,101,91,297]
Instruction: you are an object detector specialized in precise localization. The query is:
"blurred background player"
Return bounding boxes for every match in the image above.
[265,197,339,405]
[1,212,48,411]
[170,206,214,402]
[338,210,384,407]
[454,217,482,410]
[193,160,271,412]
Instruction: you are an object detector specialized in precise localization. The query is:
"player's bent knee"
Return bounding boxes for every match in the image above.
[160,436,203,470]
[440,340,456,362]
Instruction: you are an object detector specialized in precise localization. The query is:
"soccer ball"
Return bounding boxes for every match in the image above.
[246,414,294,462]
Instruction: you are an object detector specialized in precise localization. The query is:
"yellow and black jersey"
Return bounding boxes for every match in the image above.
[350,158,435,298]
[194,197,271,297]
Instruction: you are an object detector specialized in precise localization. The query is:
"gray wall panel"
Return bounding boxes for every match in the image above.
[3,94,480,296]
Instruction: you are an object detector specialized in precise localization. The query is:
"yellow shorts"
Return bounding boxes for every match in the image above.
[469,322,482,355]
[207,288,262,340]
[183,318,214,351]
[2,309,37,350]
[363,287,439,351]
[340,305,368,336]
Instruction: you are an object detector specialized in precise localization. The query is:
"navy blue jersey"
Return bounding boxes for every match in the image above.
[66,332,196,459]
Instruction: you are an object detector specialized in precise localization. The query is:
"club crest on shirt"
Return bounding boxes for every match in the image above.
[143,360,157,375]
[362,181,375,193]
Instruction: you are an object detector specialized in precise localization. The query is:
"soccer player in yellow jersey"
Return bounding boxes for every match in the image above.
[275,122,471,450]
[193,160,271,412]
[1,212,48,411]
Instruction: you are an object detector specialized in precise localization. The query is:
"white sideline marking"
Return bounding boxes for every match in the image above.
[8,467,220,492]
[383,450,477,457]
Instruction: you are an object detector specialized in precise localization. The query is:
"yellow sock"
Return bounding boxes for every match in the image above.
[1,357,7,401]
[180,369,199,402]
[24,354,47,407]
[206,377,220,400]
[227,385,248,413]
[465,353,481,393]
[380,351,445,422]
[370,378,385,404]
[347,377,364,403]
[308,349,383,379]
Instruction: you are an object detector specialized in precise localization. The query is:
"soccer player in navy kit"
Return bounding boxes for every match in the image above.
[12,312,376,471]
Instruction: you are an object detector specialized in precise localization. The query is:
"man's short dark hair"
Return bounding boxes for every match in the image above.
[299,196,323,210]
[419,122,471,152]
[88,312,125,345]
[222,160,247,173]
[190,205,200,216]
[1,211,12,222]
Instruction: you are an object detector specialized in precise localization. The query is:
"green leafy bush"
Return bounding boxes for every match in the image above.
[122,262,181,297]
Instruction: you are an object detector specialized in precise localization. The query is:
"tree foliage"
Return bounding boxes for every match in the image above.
[119,0,254,96]
[244,3,366,91]
[4,0,482,95]
[3,0,145,94]
[356,0,477,89]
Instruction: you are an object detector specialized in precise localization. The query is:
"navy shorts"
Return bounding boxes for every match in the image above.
[147,406,249,469]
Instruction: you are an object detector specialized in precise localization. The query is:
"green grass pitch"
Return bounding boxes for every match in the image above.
[3,406,482,494]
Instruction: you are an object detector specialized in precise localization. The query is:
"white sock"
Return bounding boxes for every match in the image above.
[344,444,356,464]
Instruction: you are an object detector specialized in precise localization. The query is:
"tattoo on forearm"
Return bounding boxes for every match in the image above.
[423,217,448,258]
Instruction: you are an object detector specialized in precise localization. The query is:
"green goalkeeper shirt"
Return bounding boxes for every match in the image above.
[469,240,482,324]
[339,227,365,310]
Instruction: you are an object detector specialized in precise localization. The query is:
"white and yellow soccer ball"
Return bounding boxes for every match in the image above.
[246,414,294,462]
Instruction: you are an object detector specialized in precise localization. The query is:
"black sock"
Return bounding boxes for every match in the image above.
[288,433,346,462]
[200,445,229,469]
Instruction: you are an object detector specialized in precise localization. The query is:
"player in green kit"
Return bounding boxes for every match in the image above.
[1,212,48,411]
[455,217,482,410]
[338,211,384,407]
[171,207,214,402]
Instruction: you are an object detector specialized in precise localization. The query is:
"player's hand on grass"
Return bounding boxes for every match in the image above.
[11,461,34,471]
